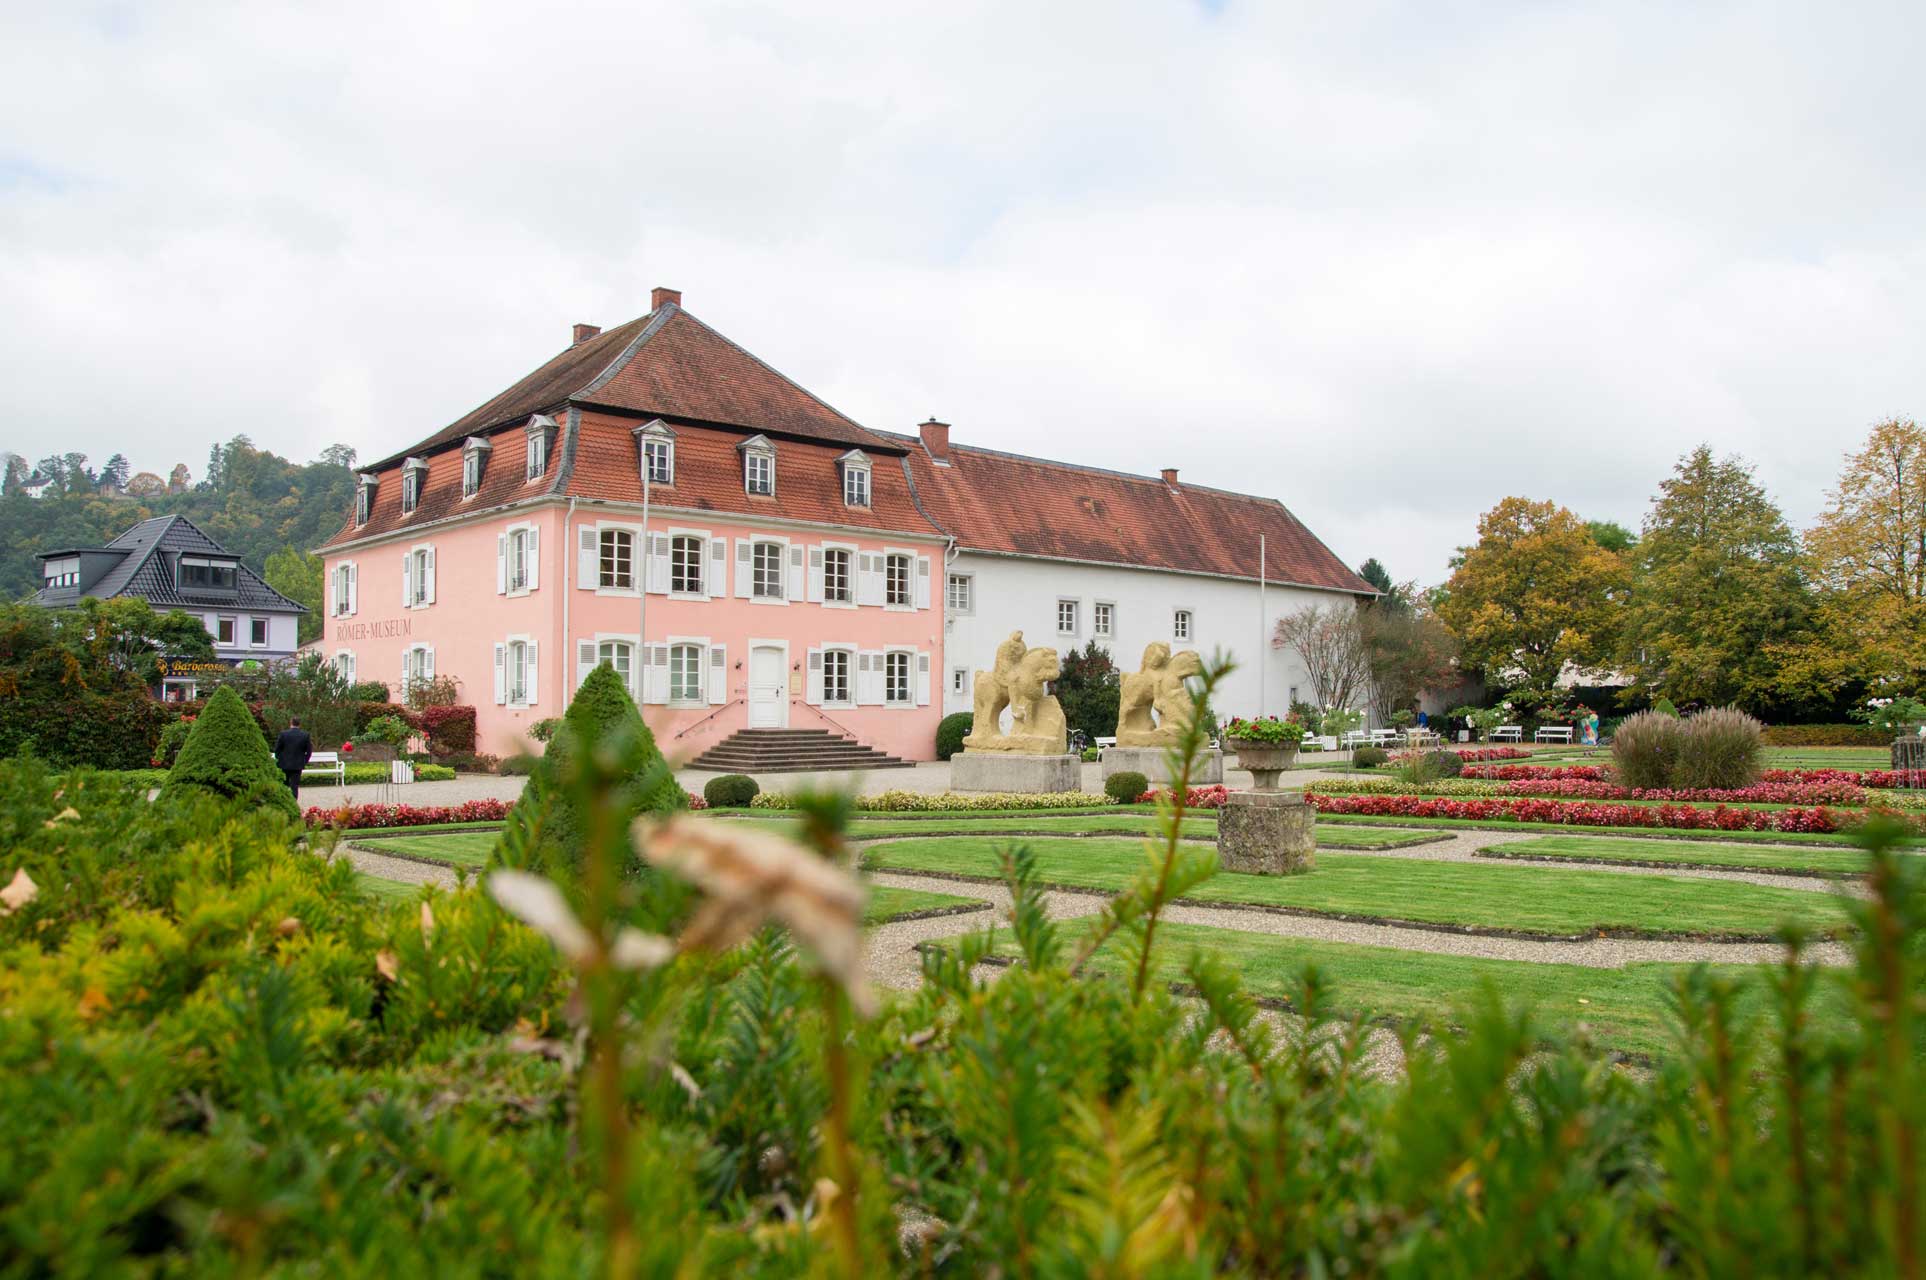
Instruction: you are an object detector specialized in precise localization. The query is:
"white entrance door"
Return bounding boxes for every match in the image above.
[748,644,787,728]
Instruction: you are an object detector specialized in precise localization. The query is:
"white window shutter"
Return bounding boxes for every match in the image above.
[424,547,436,604]
[577,639,597,689]
[647,532,671,595]
[854,553,878,607]
[526,528,540,591]
[423,646,435,679]
[494,643,506,704]
[400,651,410,700]
[496,536,507,594]
[916,650,931,706]
[644,644,670,705]
[578,526,598,589]
[734,539,752,599]
[324,567,334,617]
[807,546,825,602]
[401,552,413,609]
[914,555,931,610]
[349,563,358,614]
[708,644,727,705]
[855,651,879,705]
[806,647,824,705]
[525,641,539,706]
[707,538,725,599]
[786,543,805,602]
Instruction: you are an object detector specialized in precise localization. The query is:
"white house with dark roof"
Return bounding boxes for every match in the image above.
[34,515,306,699]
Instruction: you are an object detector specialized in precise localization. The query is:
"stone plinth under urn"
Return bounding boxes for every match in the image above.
[951,752,1082,794]
[1216,790,1316,875]
[1100,745,1224,785]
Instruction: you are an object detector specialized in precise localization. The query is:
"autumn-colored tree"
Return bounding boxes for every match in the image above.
[124,471,166,497]
[1273,603,1371,711]
[1437,497,1627,689]
[1781,418,1926,700]
[166,463,191,493]
[1618,446,1809,709]
[1361,588,1460,722]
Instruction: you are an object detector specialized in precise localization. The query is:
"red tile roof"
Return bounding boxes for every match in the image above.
[884,432,1373,594]
[565,413,940,535]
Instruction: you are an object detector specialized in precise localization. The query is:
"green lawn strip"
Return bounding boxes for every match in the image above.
[1313,812,1871,848]
[746,812,1438,850]
[337,821,507,838]
[352,831,496,869]
[865,837,1851,940]
[865,884,988,923]
[357,873,421,903]
[949,919,1851,1061]
[1478,835,1872,878]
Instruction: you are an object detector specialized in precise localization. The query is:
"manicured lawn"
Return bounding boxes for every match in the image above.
[866,837,1853,939]
[866,885,986,922]
[1481,835,1874,877]
[339,821,507,838]
[1314,812,1871,847]
[353,831,496,868]
[749,812,1439,850]
[358,873,420,902]
[963,919,1852,1060]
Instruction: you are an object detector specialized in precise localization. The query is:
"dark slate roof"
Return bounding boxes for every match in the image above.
[33,515,306,613]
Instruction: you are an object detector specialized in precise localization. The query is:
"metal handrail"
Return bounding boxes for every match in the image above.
[672,697,743,741]
[792,699,860,740]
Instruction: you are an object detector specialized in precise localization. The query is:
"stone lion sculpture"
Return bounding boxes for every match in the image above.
[962,630,1067,754]
[1116,642,1202,747]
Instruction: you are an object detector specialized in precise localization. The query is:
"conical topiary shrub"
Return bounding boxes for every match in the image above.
[159,685,298,820]
[493,662,686,879]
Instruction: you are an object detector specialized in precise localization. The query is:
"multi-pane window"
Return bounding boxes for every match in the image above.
[43,558,79,587]
[507,641,530,703]
[1094,602,1113,638]
[823,549,852,603]
[744,450,774,495]
[751,541,783,598]
[250,618,268,646]
[1173,609,1192,641]
[644,436,673,485]
[215,617,236,645]
[951,667,967,696]
[410,548,430,604]
[526,430,549,480]
[669,643,704,702]
[598,529,634,590]
[405,646,431,693]
[946,573,972,612]
[670,535,703,594]
[885,651,911,704]
[1057,599,1079,635]
[180,558,237,591]
[822,649,851,704]
[333,565,352,615]
[356,483,374,525]
[334,652,355,682]
[885,554,911,606]
[844,464,870,507]
[597,640,633,690]
[463,449,483,496]
[401,467,421,513]
[507,529,531,592]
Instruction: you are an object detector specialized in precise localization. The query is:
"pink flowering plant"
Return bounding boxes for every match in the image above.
[1222,715,1307,746]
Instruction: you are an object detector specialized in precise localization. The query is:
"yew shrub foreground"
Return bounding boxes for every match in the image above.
[3,727,1922,1273]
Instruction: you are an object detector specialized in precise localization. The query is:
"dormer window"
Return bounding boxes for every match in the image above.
[462,437,491,497]
[634,420,675,486]
[526,414,556,481]
[401,457,428,513]
[839,450,871,507]
[355,474,377,525]
[178,556,238,593]
[739,434,775,496]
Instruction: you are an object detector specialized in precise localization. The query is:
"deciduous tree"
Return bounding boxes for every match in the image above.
[1437,497,1627,689]
[1273,604,1371,712]
[1619,446,1809,709]
[265,546,325,645]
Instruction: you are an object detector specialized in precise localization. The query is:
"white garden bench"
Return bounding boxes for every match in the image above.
[1340,730,1372,750]
[1491,725,1524,742]
[1533,725,1573,744]
[270,750,346,783]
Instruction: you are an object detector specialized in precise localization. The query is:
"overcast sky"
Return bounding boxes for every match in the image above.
[4,1,1922,583]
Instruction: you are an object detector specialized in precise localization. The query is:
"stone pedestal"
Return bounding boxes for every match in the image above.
[951,752,1082,794]
[1100,745,1223,785]
[1216,790,1316,875]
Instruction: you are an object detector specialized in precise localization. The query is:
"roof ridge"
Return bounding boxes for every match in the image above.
[872,429,1296,509]
[574,304,679,397]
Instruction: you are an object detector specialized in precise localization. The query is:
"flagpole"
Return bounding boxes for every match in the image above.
[1258,534,1267,718]
[638,467,651,702]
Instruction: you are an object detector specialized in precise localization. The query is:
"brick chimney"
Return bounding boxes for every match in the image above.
[651,285,682,311]
[1161,467,1180,489]
[572,323,601,345]
[918,418,951,460]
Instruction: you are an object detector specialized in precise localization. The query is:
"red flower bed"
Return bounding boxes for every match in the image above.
[1452,747,1534,762]
[1499,778,1869,806]
[1305,791,1854,834]
[1764,768,1914,789]
[1139,785,1230,810]
[306,793,709,829]
[1463,764,1611,781]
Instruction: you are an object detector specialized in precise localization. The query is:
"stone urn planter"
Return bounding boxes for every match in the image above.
[1225,740,1299,791]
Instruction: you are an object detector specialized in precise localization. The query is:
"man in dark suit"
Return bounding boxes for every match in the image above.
[274,717,314,798]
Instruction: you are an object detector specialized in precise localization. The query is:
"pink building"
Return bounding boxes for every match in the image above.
[318,288,947,764]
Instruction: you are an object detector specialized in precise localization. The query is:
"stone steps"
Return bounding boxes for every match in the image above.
[689,728,913,774]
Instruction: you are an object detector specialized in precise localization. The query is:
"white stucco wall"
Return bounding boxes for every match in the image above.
[940,551,1363,725]
[200,609,302,659]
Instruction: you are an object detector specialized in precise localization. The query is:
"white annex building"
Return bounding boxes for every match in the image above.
[884,422,1375,722]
